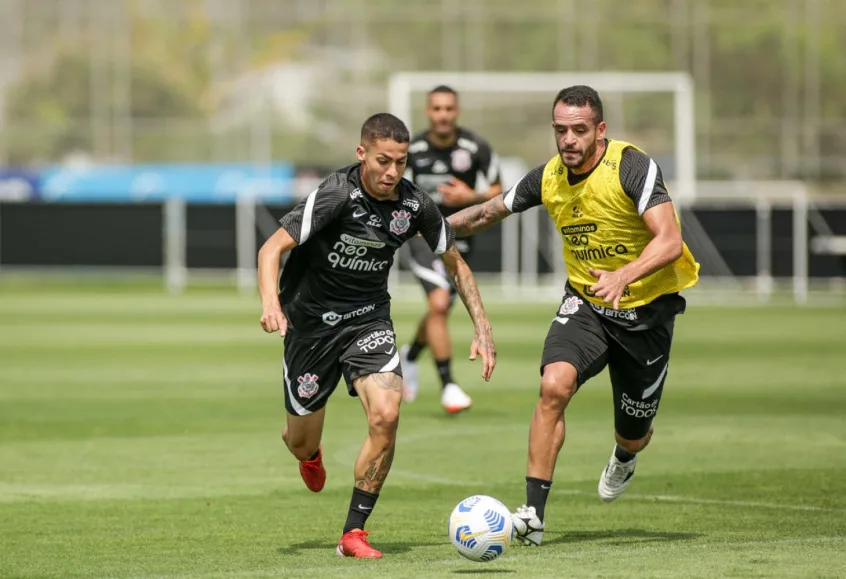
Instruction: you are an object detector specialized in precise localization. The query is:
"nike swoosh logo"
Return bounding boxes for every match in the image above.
[384,347,395,356]
[642,362,669,399]
[357,504,372,511]
[541,485,550,490]
[352,209,367,218]
[646,355,663,366]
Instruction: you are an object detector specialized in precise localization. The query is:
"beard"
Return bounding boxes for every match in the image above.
[559,141,597,168]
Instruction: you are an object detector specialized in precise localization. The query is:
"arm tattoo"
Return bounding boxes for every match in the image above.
[444,249,492,345]
[452,263,486,330]
[448,197,510,237]
[354,446,395,493]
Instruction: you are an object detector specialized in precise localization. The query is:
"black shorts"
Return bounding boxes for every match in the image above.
[282,319,402,416]
[540,287,677,441]
[405,235,471,299]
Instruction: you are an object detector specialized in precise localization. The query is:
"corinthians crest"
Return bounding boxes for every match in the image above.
[390,209,412,235]
[558,296,583,316]
[297,373,319,399]
[451,148,472,172]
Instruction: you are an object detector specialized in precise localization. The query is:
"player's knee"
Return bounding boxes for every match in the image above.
[428,289,451,316]
[539,363,578,411]
[367,400,400,437]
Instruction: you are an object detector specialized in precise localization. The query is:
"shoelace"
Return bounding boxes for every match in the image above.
[350,531,374,550]
[606,461,631,484]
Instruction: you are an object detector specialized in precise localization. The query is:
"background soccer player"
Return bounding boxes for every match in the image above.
[400,85,503,414]
[446,85,700,546]
[257,113,496,559]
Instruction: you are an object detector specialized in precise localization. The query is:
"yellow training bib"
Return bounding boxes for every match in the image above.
[541,139,700,308]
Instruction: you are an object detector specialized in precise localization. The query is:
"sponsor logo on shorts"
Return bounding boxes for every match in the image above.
[356,329,395,353]
[572,244,630,261]
[558,296,583,316]
[590,303,638,321]
[620,392,659,419]
[328,238,390,272]
[402,197,420,212]
[297,373,319,399]
[389,209,412,235]
[321,304,377,326]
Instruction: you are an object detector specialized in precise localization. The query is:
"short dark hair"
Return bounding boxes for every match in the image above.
[429,85,458,98]
[552,85,604,123]
[360,113,410,144]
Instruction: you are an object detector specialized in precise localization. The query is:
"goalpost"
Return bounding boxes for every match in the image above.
[388,71,696,203]
[156,70,815,303]
[385,71,819,305]
[387,71,696,295]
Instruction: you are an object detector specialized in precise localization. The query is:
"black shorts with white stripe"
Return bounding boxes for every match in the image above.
[281,319,401,416]
[540,284,679,441]
[405,235,457,298]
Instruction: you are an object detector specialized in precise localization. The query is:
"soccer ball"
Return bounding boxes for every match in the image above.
[448,495,514,562]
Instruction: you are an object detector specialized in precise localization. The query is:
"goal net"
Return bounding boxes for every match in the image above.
[386,71,817,306]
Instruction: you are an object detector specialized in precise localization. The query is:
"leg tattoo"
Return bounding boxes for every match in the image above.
[355,446,395,493]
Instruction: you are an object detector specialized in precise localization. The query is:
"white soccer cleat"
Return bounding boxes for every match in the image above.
[400,345,419,403]
[441,382,472,414]
[511,505,544,546]
[597,451,638,502]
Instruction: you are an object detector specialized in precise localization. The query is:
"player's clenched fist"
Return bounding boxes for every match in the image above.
[260,306,288,337]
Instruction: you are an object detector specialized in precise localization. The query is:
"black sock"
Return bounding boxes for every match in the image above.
[406,340,426,362]
[525,476,552,522]
[614,444,637,463]
[343,488,379,534]
[435,358,454,389]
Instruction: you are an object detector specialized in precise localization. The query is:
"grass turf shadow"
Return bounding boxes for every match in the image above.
[277,539,445,556]
[542,528,700,546]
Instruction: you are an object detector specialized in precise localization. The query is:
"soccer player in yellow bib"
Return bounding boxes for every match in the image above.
[447,85,700,546]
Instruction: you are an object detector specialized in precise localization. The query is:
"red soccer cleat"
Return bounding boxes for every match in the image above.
[298,446,326,493]
[336,529,382,559]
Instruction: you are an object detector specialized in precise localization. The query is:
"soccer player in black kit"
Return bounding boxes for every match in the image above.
[400,85,502,414]
[257,113,496,559]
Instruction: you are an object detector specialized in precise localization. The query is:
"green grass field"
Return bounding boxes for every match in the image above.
[1,284,845,578]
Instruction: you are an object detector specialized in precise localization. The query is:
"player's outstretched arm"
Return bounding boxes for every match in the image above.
[257,227,297,336]
[447,195,511,237]
[447,164,545,237]
[440,245,496,381]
